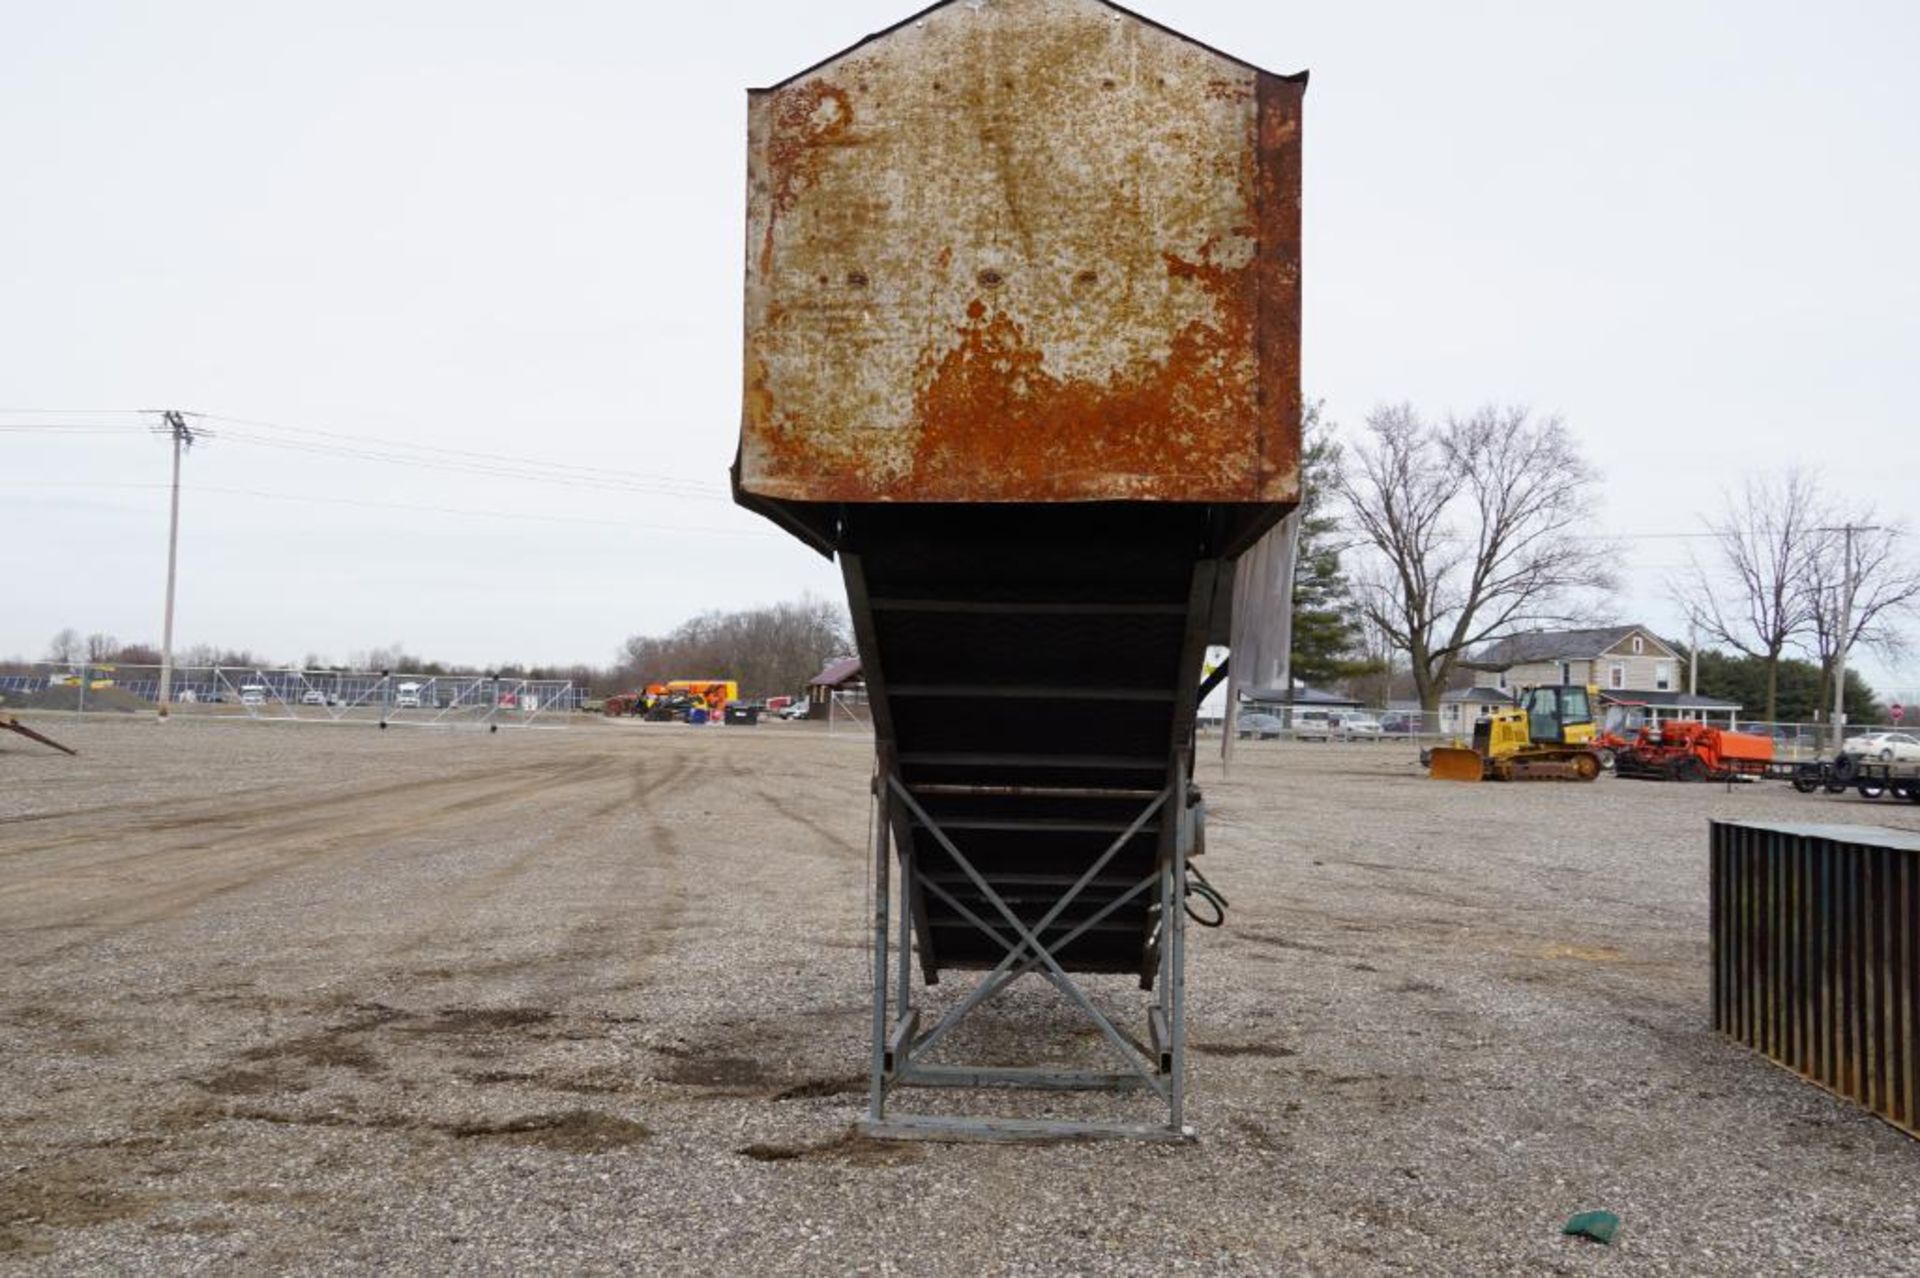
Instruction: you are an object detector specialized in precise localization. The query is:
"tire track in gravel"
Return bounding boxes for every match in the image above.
[152,747,704,1121]
[0,757,589,868]
[378,753,694,976]
[721,750,866,870]
[582,745,699,997]
[0,756,626,961]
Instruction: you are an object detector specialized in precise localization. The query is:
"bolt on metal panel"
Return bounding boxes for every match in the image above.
[739,0,1303,505]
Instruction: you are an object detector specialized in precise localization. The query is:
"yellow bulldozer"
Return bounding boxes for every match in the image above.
[1428,684,1603,782]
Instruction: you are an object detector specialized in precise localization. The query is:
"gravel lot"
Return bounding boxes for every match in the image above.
[2,716,1917,1274]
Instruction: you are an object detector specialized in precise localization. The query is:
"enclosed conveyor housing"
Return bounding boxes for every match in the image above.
[734,0,1305,1141]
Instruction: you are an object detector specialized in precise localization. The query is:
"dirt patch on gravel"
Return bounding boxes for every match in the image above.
[1191,1041,1299,1059]
[443,1111,650,1153]
[768,1074,867,1101]
[398,1007,555,1035]
[0,1159,151,1255]
[737,1128,917,1166]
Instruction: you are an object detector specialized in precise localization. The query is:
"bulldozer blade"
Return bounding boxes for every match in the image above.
[2,713,79,757]
[1428,746,1485,782]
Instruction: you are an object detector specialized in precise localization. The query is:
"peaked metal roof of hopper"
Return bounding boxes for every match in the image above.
[752,0,1309,92]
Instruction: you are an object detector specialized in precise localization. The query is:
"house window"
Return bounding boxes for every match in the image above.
[1655,662,1672,692]
[1609,663,1625,689]
[1631,635,1644,655]
[1496,670,1507,689]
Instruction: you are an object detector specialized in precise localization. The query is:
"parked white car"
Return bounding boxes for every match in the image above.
[300,689,328,706]
[239,684,268,707]
[1848,731,1920,762]
[1291,709,1339,740]
[1293,709,1380,740]
[394,681,424,709]
[1339,714,1383,739]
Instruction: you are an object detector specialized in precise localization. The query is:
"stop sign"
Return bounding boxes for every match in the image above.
[1893,702,1906,724]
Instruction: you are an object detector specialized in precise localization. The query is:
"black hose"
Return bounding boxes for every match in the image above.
[1184,864,1228,927]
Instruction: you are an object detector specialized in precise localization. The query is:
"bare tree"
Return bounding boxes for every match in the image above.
[1801,515,1920,717]
[46,628,81,665]
[1673,469,1822,723]
[1339,404,1612,711]
[614,594,849,700]
[85,633,120,663]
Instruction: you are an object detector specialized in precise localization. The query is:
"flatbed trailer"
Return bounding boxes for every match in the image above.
[1780,755,1920,801]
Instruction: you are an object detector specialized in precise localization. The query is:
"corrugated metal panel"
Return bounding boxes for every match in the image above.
[1711,820,1919,1138]
[739,0,1303,505]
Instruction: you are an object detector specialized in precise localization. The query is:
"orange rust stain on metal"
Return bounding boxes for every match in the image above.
[766,80,854,217]
[906,245,1261,500]
[759,80,854,275]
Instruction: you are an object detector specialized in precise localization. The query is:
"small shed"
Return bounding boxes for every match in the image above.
[805,656,865,718]
[1440,685,1514,736]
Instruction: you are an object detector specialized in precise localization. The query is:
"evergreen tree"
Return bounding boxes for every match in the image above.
[1680,646,1881,725]
[1291,404,1381,689]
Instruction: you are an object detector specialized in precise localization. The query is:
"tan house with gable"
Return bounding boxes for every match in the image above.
[1475,625,1681,696]
[1463,625,1742,727]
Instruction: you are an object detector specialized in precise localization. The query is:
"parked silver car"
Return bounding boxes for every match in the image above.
[1339,714,1383,740]
[1236,712,1284,740]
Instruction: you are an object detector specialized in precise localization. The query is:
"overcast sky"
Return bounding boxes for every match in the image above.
[2,1,1915,695]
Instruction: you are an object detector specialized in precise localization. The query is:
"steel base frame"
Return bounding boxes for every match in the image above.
[858,755,1197,1143]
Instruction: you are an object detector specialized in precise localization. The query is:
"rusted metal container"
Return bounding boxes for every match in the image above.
[734,0,1305,1143]
[1711,820,1919,1138]
[737,0,1304,517]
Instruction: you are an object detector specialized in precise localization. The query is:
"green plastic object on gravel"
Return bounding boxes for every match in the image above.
[1562,1210,1620,1244]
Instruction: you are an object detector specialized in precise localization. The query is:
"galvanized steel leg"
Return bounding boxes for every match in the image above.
[1169,753,1190,1130]
[897,840,914,1009]
[893,835,914,1075]
[868,769,893,1121]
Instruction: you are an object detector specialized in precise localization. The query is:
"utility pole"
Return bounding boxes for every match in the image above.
[1826,522,1880,753]
[154,411,203,719]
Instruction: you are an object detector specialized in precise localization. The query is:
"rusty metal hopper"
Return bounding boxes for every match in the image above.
[734,0,1304,1142]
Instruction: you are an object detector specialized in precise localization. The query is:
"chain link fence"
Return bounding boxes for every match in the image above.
[0,663,581,729]
[1199,702,1902,760]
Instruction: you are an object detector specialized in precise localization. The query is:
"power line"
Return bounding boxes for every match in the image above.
[0,478,779,536]
[205,426,725,500]
[194,411,719,489]
[0,407,732,499]
[0,424,151,433]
